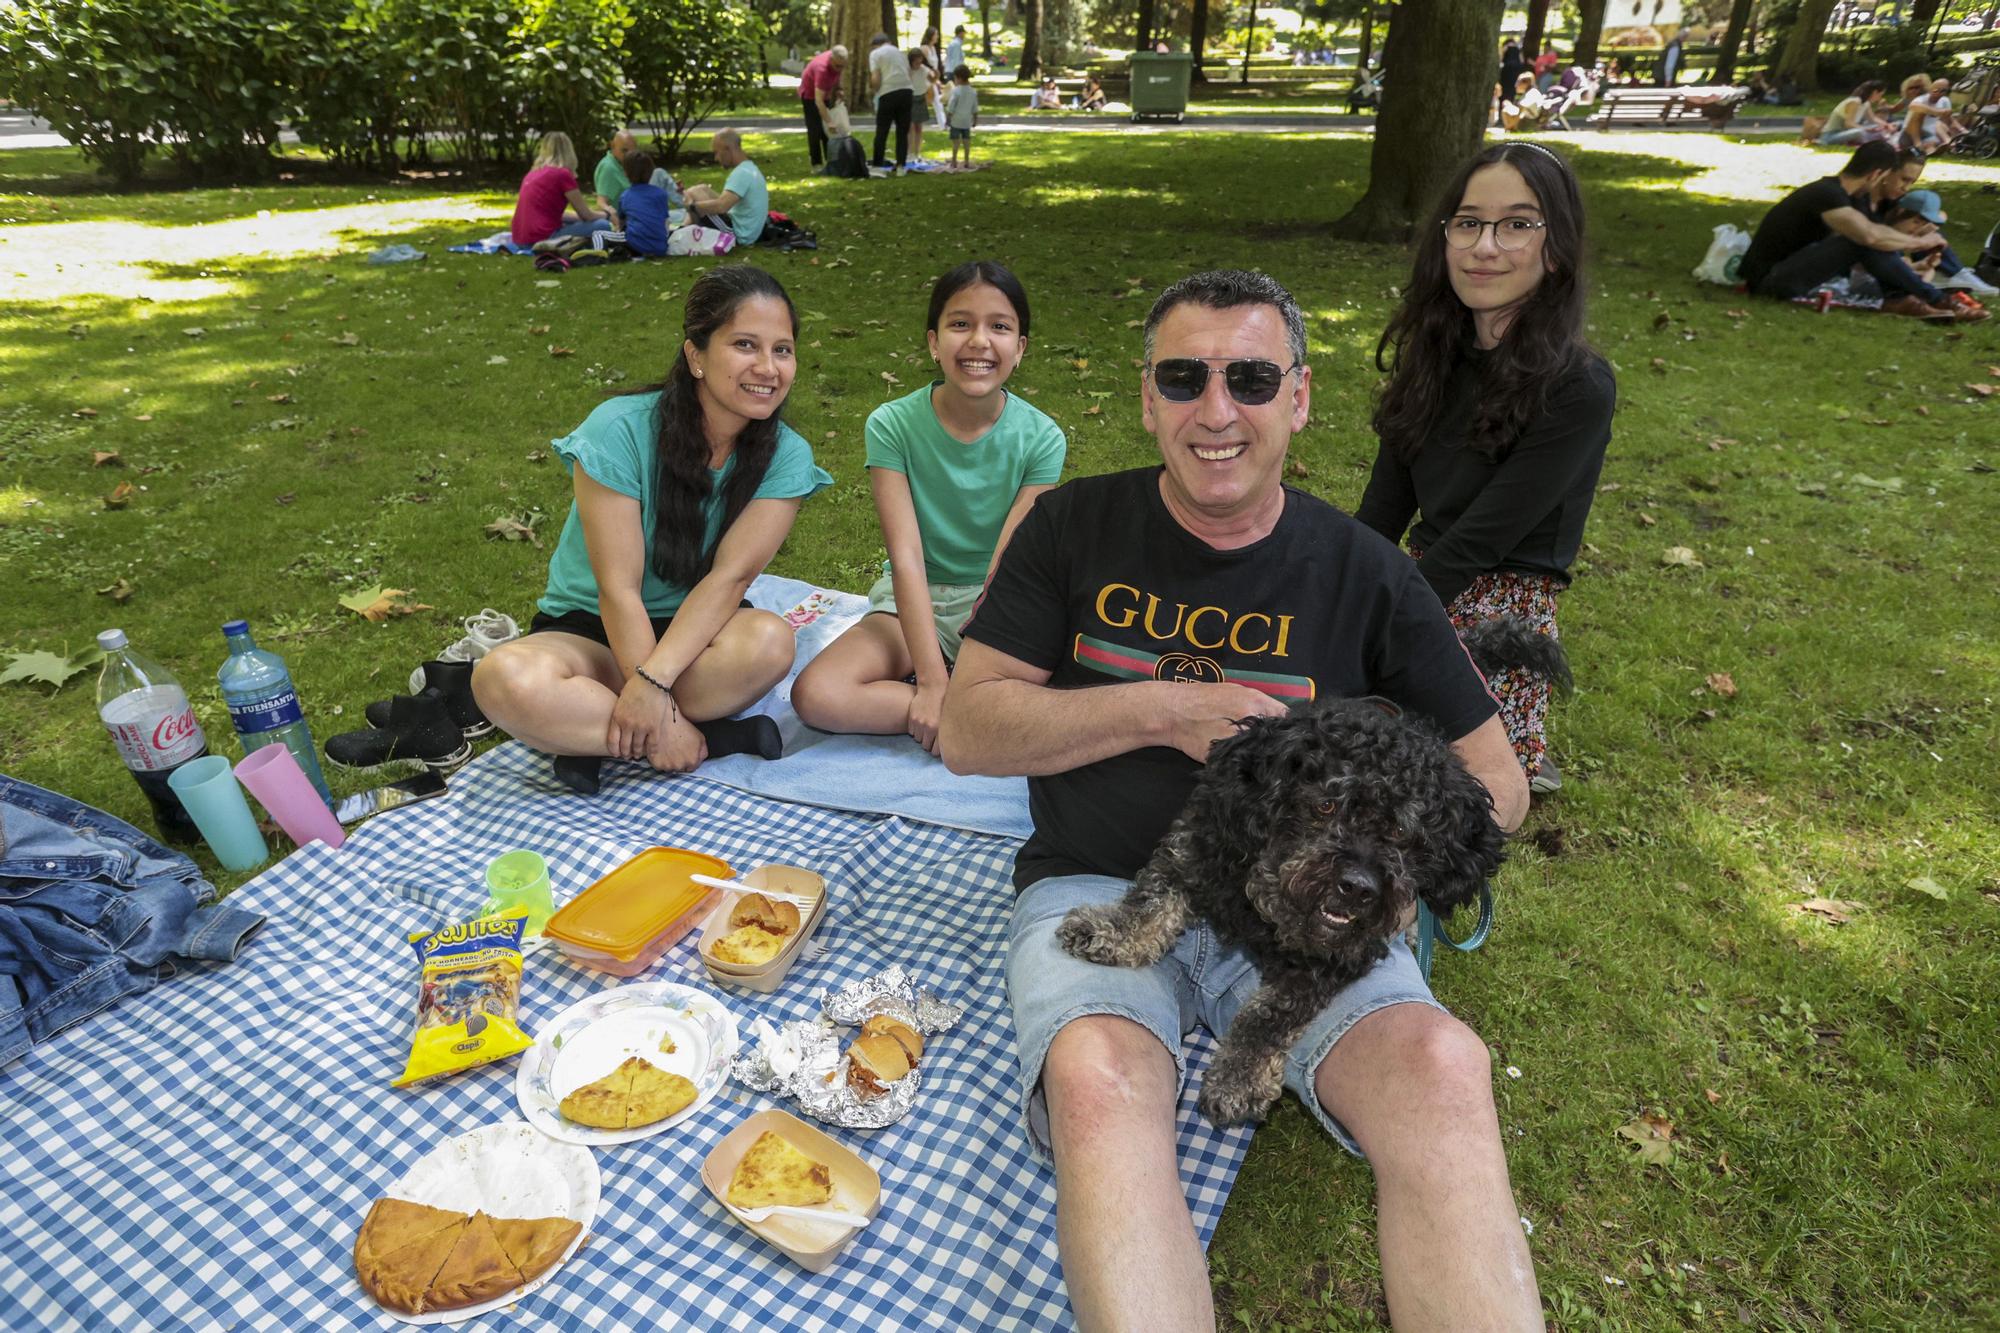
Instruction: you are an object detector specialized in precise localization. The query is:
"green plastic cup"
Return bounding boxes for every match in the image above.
[483,849,554,936]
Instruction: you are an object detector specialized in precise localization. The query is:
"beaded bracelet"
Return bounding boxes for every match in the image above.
[633,666,680,719]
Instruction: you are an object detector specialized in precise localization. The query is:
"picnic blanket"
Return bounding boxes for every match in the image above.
[448,230,532,256]
[0,618,1253,1333]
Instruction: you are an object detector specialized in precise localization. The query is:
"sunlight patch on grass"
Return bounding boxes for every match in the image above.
[1534,131,2000,205]
[0,195,503,303]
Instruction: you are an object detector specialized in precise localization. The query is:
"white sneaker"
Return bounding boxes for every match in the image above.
[1938,269,2000,295]
[410,608,520,691]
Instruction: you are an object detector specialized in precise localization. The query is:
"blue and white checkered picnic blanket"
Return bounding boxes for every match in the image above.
[0,742,1252,1331]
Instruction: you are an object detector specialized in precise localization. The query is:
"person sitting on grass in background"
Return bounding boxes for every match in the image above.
[1819,81,1893,146]
[1077,73,1108,111]
[1904,78,1962,151]
[1740,141,1986,322]
[1355,142,1615,797]
[593,129,638,224]
[472,267,833,794]
[946,65,979,169]
[510,132,612,249]
[1862,159,1999,299]
[617,151,672,259]
[792,261,1066,754]
[682,129,769,247]
[1501,72,1548,132]
[1034,77,1063,110]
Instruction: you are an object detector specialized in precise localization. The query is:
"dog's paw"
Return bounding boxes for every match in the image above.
[1056,906,1131,966]
[1198,1049,1286,1127]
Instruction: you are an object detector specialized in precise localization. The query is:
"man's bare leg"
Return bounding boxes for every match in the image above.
[1315,1004,1543,1332]
[1043,1016,1214,1333]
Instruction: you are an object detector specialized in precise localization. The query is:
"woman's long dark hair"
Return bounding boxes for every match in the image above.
[1372,142,1590,463]
[623,265,797,588]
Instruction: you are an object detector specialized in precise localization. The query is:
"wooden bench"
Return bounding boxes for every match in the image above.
[1591,85,1748,131]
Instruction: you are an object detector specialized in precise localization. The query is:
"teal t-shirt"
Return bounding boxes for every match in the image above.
[723,159,768,244]
[864,384,1068,585]
[593,152,627,205]
[539,392,832,618]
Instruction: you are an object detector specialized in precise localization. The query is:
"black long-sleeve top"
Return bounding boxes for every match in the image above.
[1353,349,1616,607]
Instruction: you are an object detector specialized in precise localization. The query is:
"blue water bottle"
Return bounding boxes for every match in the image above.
[218,619,332,804]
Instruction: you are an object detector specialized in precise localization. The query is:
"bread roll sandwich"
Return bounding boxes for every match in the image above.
[844,1031,914,1099]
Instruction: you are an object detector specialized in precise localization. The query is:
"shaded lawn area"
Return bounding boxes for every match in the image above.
[3,130,1998,1330]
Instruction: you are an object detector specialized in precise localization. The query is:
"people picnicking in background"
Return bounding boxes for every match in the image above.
[798,45,849,171]
[946,65,980,170]
[1498,39,1526,99]
[869,31,916,174]
[1737,142,1987,322]
[1356,142,1614,795]
[472,267,833,794]
[1501,72,1549,132]
[615,152,672,259]
[1903,78,1963,151]
[793,261,1065,752]
[1532,40,1561,90]
[1033,77,1063,110]
[682,129,769,247]
[511,132,612,249]
[1819,81,1895,146]
[593,130,638,224]
[1859,153,1999,299]
[1076,73,1108,111]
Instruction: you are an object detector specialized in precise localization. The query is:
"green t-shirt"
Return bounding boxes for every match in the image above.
[723,159,768,244]
[539,392,832,618]
[864,383,1068,585]
[593,152,627,206]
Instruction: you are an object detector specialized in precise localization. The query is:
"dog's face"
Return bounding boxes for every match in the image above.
[1245,791,1409,959]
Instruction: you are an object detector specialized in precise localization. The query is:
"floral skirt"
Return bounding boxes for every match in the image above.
[1413,554,1563,779]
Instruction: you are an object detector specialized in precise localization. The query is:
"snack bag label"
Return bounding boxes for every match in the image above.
[394,911,534,1087]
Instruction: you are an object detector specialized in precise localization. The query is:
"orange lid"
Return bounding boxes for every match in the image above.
[543,847,733,962]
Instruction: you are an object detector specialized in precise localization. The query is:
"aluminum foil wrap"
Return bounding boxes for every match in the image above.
[731,966,965,1129]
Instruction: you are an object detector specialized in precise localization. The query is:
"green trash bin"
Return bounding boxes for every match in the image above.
[1128,52,1192,122]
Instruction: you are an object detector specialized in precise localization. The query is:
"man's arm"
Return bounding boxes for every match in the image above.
[938,639,1286,776]
[1821,205,1930,252]
[1450,714,1529,833]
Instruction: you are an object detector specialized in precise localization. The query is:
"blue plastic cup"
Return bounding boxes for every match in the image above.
[167,755,269,872]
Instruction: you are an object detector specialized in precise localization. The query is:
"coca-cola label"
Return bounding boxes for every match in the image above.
[107,705,207,771]
[228,690,303,735]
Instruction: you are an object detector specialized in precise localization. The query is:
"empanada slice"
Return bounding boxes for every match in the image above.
[491,1213,583,1285]
[559,1057,638,1129]
[423,1210,525,1312]
[726,1131,833,1210]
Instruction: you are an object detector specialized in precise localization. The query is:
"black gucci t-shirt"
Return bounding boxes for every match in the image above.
[960,467,1499,889]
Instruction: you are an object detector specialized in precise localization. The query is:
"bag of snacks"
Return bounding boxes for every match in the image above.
[394,912,534,1087]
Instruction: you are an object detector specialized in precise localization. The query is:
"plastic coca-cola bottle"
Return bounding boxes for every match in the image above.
[96,627,210,843]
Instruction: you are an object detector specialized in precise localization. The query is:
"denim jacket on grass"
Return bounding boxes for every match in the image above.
[0,774,264,1068]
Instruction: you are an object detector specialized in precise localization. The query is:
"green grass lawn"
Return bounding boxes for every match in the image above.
[3,129,1997,1330]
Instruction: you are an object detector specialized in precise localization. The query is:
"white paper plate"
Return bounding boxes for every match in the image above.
[515,980,738,1146]
[368,1118,599,1326]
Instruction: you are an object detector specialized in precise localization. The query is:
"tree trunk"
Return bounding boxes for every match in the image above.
[1333,0,1501,243]
[1191,0,1210,81]
[1242,2,1256,82]
[1907,0,1942,39]
[830,0,877,112]
[1137,0,1156,52]
[1774,0,1836,88]
[1572,0,1606,68]
[1358,1,1374,70]
[1522,0,1549,58]
[881,0,897,40]
[1714,0,1755,84]
[1019,0,1042,79]
[981,0,995,58]
[928,0,944,43]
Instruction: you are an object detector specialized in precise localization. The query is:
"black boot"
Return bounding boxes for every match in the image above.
[327,693,473,772]
[364,660,492,739]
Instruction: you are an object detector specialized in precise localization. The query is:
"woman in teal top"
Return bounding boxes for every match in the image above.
[792,260,1065,754]
[473,266,832,794]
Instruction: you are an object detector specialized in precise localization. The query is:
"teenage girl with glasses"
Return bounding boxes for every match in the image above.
[792,260,1067,754]
[1354,142,1615,796]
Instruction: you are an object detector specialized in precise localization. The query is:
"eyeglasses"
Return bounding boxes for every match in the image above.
[1441,216,1547,251]
[1146,357,1302,406]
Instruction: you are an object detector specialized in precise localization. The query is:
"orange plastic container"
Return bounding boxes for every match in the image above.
[542,847,731,976]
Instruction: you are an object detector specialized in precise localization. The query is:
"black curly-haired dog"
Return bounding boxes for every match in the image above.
[1055,616,1565,1127]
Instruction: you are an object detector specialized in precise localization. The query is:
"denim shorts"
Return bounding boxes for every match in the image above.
[1006,873,1445,1161]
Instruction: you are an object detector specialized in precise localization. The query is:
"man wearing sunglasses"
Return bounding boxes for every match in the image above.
[941,271,1539,1330]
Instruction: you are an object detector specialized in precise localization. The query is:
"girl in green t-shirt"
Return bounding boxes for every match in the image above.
[472,266,831,794]
[793,260,1067,754]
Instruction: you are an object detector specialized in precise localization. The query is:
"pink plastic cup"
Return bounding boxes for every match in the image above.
[234,744,346,851]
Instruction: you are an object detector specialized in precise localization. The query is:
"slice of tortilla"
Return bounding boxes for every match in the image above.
[726,1131,833,1210]
[625,1059,699,1128]
[423,1210,526,1312]
[357,1214,466,1314]
[559,1057,638,1129]
[711,923,786,966]
[491,1213,583,1285]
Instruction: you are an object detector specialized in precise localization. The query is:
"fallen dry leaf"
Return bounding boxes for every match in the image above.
[881,370,901,385]
[528,324,550,335]
[1082,404,1102,416]
[1705,671,1737,698]
[71,407,98,419]
[274,492,295,506]
[1966,383,1995,398]
[525,449,548,463]
[1286,459,1310,479]
[331,332,360,346]
[1704,1087,1722,1106]
[91,450,123,468]
[1660,545,1702,569]
[102,482,136,510]
[96,578,134,603]
[548,345,574,358]
[337,586,434,622]
[1637,510,1656,527]
[266,392,292,404]
[1652,311,1672,330]
[483,515,540,546]
[1124,318,1144,329]
[1070,358,1090,371]
[1649,357,1667,374]
[1724,307,1749,318]
[1617,1113,1675,1166]
[1791,897,1864,925]
[133,413,153,422]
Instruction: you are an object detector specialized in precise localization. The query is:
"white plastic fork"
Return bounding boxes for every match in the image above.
[690,872,818,908]
[727,1201,873,1228]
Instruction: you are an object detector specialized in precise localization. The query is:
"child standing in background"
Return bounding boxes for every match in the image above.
[946,66,978,171]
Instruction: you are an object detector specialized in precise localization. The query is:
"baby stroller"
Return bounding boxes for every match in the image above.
[1948,61,2000,159]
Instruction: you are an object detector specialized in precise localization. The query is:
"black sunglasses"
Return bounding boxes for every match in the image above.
[1146,357,1301,406]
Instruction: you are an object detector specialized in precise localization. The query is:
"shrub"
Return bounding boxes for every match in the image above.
[622,0,765,163]
[389,0,529,164]
[283,0,416,170]
[511,0,631,160]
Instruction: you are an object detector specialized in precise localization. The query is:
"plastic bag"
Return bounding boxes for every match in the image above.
[394,912,533,1087]
[669,224,737,258]
[1693,223,1750,285]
